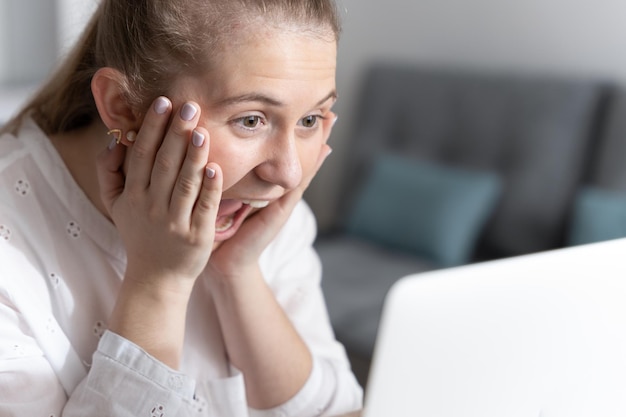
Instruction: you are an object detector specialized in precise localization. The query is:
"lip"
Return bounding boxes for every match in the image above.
[216,199,244,218]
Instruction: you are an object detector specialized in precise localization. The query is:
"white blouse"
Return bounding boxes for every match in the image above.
[0,118,363,416]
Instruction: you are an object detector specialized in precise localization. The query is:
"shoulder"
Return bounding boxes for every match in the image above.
[0,243,52,310]
[0,117,42,199]
[277,199,318,247]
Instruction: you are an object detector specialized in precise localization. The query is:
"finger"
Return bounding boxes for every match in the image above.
[124,96,172,192]
[191,161,223,236]
[149,102,200,205]
[170,127,211,222]
[96,139,128,217]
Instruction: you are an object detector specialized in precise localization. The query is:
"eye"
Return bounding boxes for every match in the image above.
[241,115,261,129]
[301,115,322,128]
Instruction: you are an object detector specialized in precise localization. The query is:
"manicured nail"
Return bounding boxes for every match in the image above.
[192,130,205,147]
[205,167,216,179]
[108,137,117,150]
[332,115,339,126]
[154,97,170,114]
[180,103,197,121]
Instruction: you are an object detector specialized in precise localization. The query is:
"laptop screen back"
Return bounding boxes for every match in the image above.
[363,239,626,417]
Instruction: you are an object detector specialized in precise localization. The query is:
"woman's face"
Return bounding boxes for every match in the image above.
[169,28,337,245]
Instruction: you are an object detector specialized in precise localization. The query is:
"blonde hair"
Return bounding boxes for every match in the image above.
[2,0,341,135]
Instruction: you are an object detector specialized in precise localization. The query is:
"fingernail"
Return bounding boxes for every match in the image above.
[126,131,137,143]
[192,130,205,147]
[332,115,339,126]
[108,137,117,150]
[181,103,197,121]
[205,167,216,179]
[154,97,170,114]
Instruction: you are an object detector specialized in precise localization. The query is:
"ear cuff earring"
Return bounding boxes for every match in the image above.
[107,128,123,144]
[107,129,137,144]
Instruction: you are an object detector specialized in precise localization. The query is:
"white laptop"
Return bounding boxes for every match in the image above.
[362,238,626,417]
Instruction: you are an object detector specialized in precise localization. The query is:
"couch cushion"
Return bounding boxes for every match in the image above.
[337,65,606,259]
[568,187,626,246]
[316,236,436,358]
[345,153,502,267]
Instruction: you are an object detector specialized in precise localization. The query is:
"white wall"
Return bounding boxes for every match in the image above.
[307,0,626,229]
[0,1,8,83]
[1,0,58,85]
[0,0,97,86]
[56,0,99,57]
[0,0,97,122]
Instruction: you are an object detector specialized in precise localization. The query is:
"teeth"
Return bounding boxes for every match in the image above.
[242,200,270,208]
[215,215,234,232]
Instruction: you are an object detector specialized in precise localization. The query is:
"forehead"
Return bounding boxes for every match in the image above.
[173,29,337,108]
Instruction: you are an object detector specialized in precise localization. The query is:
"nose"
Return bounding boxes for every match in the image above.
[255,134,303,190]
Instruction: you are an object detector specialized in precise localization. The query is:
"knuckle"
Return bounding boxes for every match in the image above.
[196,191,219,213]
[170,120,189,138]
[186,147,207,165]
[167,221,186,239]
[131,142,152,160]
[125,191,142,209]
[176,175,198,196]
[154,155,174,174]
[145,201,163,222]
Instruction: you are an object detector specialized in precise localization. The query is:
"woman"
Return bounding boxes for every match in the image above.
[0,0,363,415]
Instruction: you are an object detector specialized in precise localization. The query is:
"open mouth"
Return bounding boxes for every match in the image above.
[216,215,235,233]
[214,199,270,239]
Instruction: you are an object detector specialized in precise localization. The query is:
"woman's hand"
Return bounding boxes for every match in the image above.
[97,97,222,291]
[96,97,223,368]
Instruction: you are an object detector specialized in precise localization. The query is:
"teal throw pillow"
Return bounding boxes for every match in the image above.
[568,187,626,246]
[346,154,502,267]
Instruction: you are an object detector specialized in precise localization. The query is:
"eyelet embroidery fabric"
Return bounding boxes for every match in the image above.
[0,225,11,241]
[14,179,30,196]
[93,321,106,339]
[66,221,81,239]
[48,272,61,288]
[150,404,165,417]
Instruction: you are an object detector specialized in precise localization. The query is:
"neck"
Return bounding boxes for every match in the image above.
[49,121,112,219]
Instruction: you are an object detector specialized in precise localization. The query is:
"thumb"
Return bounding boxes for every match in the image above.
[96,141,127,217]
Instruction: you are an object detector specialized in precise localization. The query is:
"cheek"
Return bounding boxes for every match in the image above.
[208,137,257,190]
[298,137,324,175]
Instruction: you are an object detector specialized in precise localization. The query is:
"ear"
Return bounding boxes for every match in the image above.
[91,67,140,146]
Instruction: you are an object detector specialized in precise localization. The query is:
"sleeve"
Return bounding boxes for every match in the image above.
[252,200,364,417]
[63,331,202,417]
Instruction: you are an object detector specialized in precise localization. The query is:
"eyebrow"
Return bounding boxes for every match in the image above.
[217,90,337,108]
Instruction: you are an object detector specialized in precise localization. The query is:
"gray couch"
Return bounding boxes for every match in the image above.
[315,63,626,386]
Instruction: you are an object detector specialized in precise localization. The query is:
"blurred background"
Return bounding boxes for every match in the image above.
[313,0,626,229]
[0,0,98,122]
